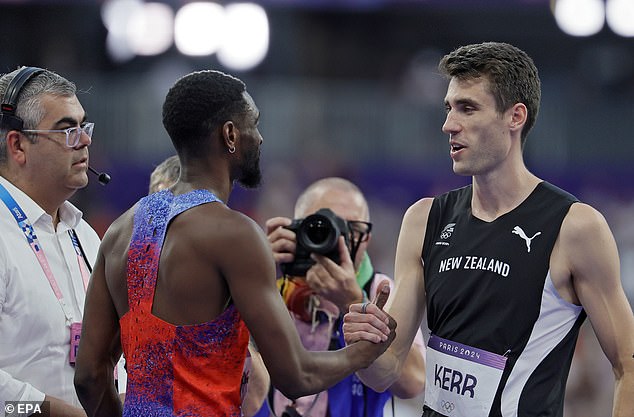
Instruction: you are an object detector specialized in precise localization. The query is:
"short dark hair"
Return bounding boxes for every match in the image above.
[162,70,248,157]
[0,67,76,165]
[438,42,541,146]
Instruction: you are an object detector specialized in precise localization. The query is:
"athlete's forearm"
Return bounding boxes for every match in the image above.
[389,344,425,398]
[355,348,402,393]
[613,370,634,417]
[74,365,122,417]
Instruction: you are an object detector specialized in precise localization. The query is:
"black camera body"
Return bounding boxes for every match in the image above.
[281,208,350,277]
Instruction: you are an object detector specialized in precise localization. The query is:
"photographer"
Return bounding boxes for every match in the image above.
[259,177,425,417]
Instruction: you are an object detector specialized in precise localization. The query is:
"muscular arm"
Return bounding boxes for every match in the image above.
[558,203,634,417]
[74,212,132,417]
[219,211,394,399]
[367,277,426,399]
[388,336,426,399]
[345,198,431,392]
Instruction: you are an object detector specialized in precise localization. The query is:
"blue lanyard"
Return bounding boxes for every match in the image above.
[0,182,90,322]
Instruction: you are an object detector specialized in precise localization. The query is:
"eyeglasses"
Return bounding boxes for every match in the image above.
[347,220,372,243]
[22,122,94,148]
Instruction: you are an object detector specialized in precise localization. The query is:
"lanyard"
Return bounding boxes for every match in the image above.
[0,183,90,323]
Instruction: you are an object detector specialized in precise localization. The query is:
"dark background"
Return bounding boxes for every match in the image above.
[1,0,633,282]
[1,1,631,414]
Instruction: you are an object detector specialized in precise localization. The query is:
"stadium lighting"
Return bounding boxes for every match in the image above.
[217,3,270,71]
[606,0,634,37]
[553,0,605,37]
[127,3,174,56]
[102,0,144,62]
[174,2,226,56]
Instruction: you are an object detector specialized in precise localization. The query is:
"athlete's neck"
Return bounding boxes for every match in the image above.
[471,171,541,222]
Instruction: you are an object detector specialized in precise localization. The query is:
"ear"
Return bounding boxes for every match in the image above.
[509,103,527,132]
[221,120,239,154]
[5,130,28,165]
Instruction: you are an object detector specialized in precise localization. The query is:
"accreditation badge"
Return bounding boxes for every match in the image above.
[424,335,507,417]
[70,322,82,365]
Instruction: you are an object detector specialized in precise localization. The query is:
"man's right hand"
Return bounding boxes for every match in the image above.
[343,280,395,345]
[265,217,296,265]
[345,280,396,368]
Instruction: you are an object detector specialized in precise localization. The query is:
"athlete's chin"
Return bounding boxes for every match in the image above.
[452,163,473,177]
[238,171,262,189]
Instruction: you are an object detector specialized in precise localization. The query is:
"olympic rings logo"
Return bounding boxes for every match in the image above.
[441,400,456,413]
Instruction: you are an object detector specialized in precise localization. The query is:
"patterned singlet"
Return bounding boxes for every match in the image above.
[120,190,250,417]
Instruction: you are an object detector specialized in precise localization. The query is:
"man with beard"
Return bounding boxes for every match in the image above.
[74,70,396,417]
[145,153,271,417]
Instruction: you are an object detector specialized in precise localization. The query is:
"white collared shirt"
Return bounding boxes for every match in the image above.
[0,175,100,410]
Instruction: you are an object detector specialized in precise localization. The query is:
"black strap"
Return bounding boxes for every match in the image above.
[70,229,93,274]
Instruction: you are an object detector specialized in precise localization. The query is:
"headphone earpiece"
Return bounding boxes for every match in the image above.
[0,66,112,185]
[0,66,45,131]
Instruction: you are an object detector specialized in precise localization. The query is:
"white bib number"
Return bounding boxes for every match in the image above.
[424,335,507,417]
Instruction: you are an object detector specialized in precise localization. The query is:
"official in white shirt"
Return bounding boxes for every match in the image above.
[0,66,103,417]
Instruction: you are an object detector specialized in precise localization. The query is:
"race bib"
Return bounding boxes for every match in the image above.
[424,335,507,417]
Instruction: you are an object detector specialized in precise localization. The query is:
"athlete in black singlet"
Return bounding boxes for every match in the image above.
[343,42,634,417]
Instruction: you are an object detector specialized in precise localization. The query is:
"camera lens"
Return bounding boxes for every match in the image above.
[298,213,338,254]
[304,219,332,245]
[281,207,349,276]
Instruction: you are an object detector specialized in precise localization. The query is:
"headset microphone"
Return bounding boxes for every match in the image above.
[88,166,111,186]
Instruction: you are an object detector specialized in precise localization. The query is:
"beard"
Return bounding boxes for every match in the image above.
[238,144,262,189]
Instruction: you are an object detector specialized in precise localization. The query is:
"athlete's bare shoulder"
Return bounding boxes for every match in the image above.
[100,203,138,258]
[403,197,435,229]
[561,202,608,238]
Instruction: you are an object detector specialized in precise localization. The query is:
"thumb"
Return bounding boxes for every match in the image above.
[372,279,391,310]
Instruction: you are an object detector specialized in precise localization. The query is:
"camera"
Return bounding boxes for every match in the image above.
[281,208,350,277]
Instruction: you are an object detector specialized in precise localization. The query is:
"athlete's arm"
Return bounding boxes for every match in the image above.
[388,338,426,398]
[368,276,425,399]
[559,203,634,417]
[344,198,432,392]
[217,209,395,399]
[74,212,133,417]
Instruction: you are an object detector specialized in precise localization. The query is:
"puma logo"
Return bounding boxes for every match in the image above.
[512,226,541,253]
